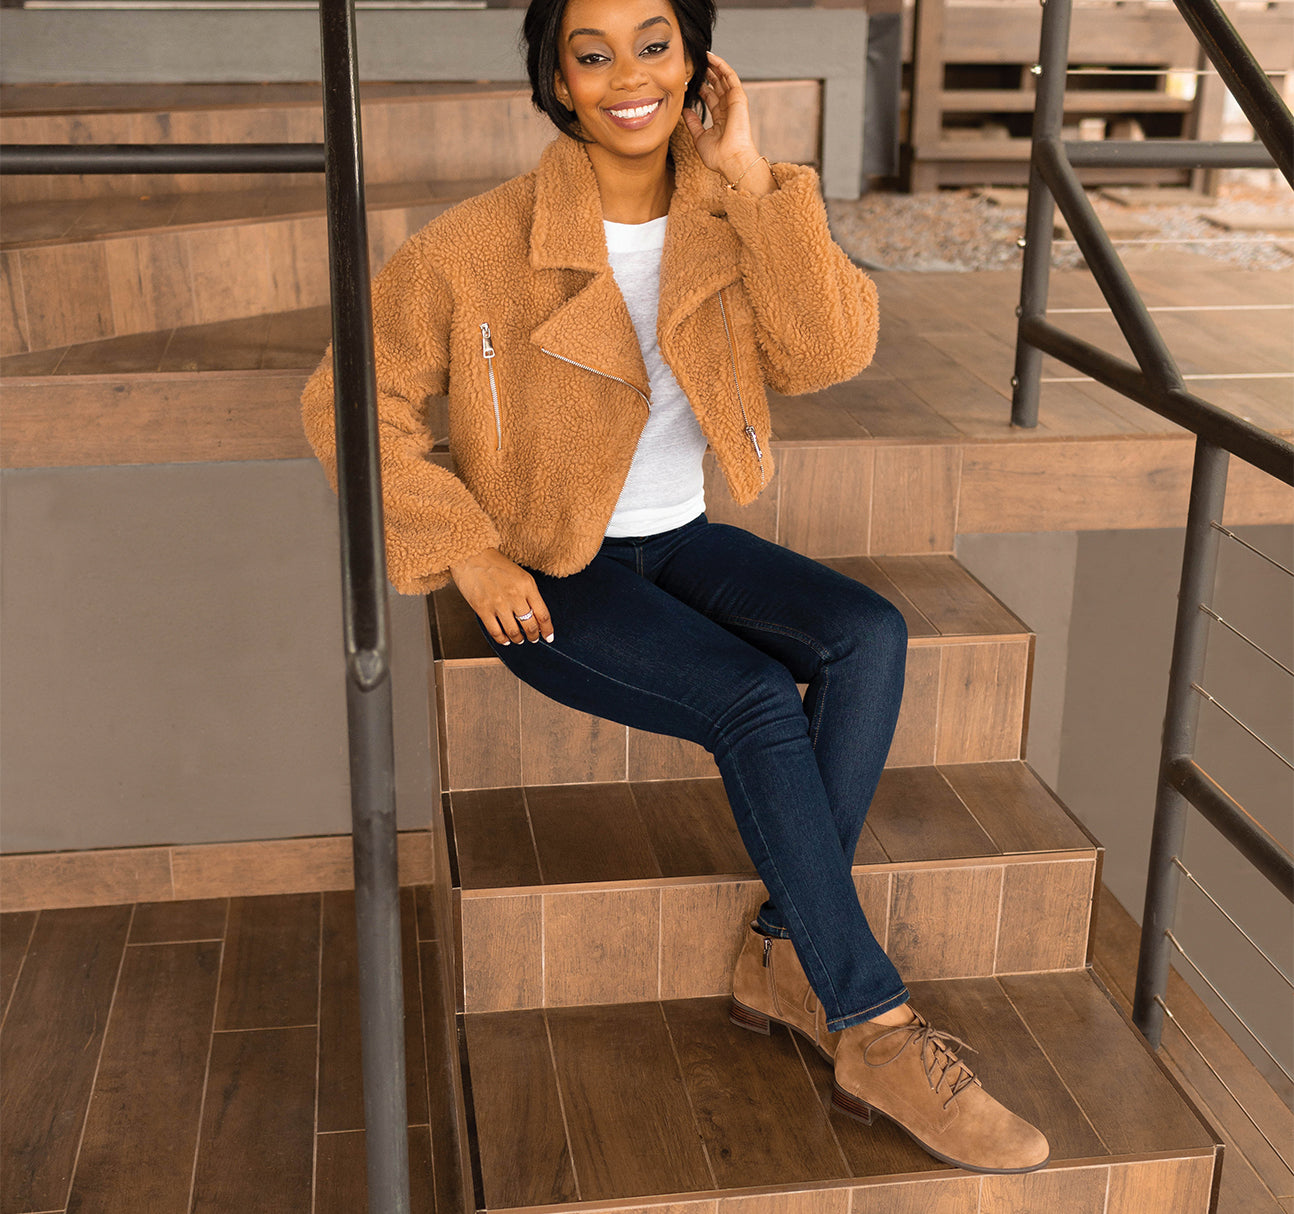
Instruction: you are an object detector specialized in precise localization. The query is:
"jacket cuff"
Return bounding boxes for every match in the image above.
[721,161,827,243]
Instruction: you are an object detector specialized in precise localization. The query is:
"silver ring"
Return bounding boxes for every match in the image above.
[515,610,534,622]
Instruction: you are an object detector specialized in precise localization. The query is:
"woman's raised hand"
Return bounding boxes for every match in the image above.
[683,53,774,196]
[450,547,554,645]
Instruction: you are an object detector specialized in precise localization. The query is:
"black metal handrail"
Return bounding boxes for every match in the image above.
[0,6,411,1210]
[1010,0,1294,1073]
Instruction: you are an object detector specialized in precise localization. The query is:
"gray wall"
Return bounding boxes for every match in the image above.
[961,525,1293,1091]
[0,460,435,852]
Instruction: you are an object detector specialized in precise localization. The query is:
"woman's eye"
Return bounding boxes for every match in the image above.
[576,52,608,65]
[641,41,669,56]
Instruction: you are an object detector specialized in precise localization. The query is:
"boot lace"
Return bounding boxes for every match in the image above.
[863,1014,981,1110]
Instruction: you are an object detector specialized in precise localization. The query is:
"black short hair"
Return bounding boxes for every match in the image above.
[523,0,716,141]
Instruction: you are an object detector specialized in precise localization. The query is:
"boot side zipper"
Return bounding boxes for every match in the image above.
[717,289,766,487]
[480,322,502,451]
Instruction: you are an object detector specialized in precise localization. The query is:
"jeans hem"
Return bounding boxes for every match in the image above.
[753,914,792,940]
[828,985,911,1032]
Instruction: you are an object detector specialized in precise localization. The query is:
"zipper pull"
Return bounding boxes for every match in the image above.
[745,424,763,461]
[762,936,773,968]
[480,323,495,359]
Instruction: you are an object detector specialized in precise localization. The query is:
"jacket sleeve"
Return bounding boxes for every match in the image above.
[722,161,879,395]
[301,231,501,594]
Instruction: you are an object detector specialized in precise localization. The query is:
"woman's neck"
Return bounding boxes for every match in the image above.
[587,142,674,224]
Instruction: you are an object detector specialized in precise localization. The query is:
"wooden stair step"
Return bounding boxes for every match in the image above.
[459,972,1218,1212]
[431,556,1034,790]
[447,763,1100,1013]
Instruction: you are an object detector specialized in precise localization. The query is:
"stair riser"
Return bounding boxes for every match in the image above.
[455,854,1096,1013]
[1,201,448,356]
[435,636,1032,791]
[0,81,819,204]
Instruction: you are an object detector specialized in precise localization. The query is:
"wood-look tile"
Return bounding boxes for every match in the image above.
[0,904,132,1214]
[938,762,1094,854]
[0,196,88,243]
[187,224,275,324]
[850,871,892,951]
[768,385,869,441]
[465,1008,579,1207]
[169,834,383,902]
[820,555,938,638]
[55,327,171,375]
[865,766,999,862]
[0,844,174,912]
[546,1001,714,1201]
[158,312,269,372]
[449,786,541,890]
[664,997,849,1188]
[869,445,960,555]
[998,970,1217,1155]
[0,912,37,1019]
[977,1165,1112,1212]
[792,1030,947,1179]
[631,779,754,879]
[19,242,115,350]
[841,373,963,439]
[190,1026,316,1214]
[317,889,428,1132]
[130,898,227,944]
[431,586,493,660]
[64,940,221,1214]
[527,783,660,885]
[658,880,766,1000]
[776,445,874,557]
[907,976,1106,1164]
[1,250,30,355]
[520,681,628,785]
[884,645,940,768]
[720,1188,850,1214]
[888,866,1002,980]
[260,304,331,370]
[1,344,66,375]
[1106,1155,1217,1213]
[460,893,543,1012]
[313,1126,436,1214]
[274,215,332,312]
[215,893,320,1031]
[848,1176,980,1214]
[544,888,660,1007]
[701,451,780,541]
[935,640,1029,763]
[996,860,1094,973]
[627,727,719,781]
[441,663,521,790]
[419,941,468,1213]
[875,556,1026,639]
[103,231,196,335]
[851,824,889,866]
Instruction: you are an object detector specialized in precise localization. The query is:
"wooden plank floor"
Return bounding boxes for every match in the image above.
[4,884,1285,1213]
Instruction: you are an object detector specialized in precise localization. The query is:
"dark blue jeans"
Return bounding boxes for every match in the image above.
[490,516,910,1028]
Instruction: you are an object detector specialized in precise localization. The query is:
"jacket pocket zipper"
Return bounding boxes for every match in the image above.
[717,289,765,486]
[539,347,651,407]
[480,322,502,451]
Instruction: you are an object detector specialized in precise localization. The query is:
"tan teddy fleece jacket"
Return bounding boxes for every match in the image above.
[301,121,879,594]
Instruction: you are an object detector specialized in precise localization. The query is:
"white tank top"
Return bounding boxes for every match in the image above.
[602,216,708,537]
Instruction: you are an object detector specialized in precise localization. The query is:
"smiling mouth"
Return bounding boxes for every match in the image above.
[605,99,662,121]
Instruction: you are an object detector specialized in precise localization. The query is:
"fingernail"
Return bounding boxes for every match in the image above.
[545,634,555,643]
[500,639,510,646]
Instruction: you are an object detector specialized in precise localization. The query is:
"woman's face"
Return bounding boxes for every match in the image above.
[554,0,693,160]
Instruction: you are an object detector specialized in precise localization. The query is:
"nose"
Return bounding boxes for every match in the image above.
[610,55,649,92]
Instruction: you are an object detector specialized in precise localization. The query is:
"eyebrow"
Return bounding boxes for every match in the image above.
[567,15,670,39]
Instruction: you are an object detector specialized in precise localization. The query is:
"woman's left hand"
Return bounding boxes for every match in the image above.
[683,53,775,196]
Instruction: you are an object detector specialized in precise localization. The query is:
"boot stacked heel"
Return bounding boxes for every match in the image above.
[728,998,772,1035]
[830,1082,875,1125]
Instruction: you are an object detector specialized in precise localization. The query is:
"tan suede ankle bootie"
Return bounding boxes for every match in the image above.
[729,924,837,1062]
[832,1008,1050,1174]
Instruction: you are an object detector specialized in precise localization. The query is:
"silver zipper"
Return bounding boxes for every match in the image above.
[717,289,765,486]
[540,347,651,406]
[480,322,502,451]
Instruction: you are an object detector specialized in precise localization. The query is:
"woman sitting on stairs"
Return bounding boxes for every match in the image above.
[302,0,1049,1176]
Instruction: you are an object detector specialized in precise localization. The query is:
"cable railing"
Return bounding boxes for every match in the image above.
[0,4,411,1210]
[1010,0,1294,1178]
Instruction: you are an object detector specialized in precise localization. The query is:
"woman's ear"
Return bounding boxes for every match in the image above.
[554,71,571,109]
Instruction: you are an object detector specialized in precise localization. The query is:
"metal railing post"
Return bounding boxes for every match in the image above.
[1011,0,1071,428]
[318,0,412,1209]
[1134,438,1230,1048]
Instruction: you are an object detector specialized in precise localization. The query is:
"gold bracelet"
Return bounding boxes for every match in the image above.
[726,153,768,191]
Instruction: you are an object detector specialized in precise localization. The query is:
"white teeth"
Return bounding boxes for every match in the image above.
[610,101,659,119]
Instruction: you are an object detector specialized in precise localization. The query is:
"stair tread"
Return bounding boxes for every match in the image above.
[433,554,1030,667]
[462,972,1216,1210]
[450,762,1093,894]
[0,178,496,249]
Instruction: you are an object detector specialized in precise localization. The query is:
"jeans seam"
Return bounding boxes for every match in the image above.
[828,984,910,1032]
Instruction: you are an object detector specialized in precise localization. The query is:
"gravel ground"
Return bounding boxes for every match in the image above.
[827,178,1294,273]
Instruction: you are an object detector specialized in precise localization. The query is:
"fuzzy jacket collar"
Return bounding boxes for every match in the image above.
[527,122,745,393]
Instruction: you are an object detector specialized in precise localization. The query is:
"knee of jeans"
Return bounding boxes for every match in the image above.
[708,656,804,752]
